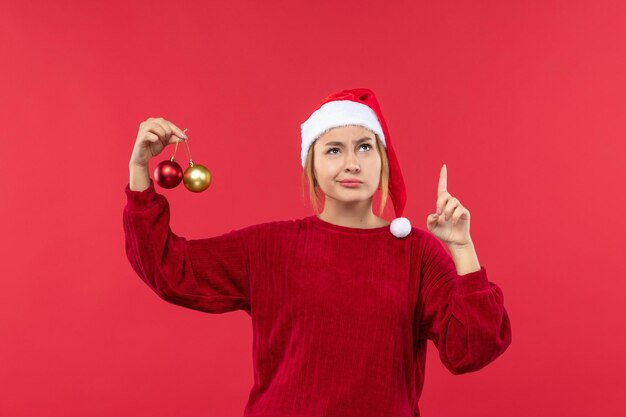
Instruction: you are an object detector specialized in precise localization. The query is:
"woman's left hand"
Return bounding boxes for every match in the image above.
[426,164,472,247]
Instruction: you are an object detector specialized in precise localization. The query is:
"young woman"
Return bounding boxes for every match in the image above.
[123,88,512,417]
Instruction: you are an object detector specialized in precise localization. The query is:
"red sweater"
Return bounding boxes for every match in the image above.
[123,179,512,417]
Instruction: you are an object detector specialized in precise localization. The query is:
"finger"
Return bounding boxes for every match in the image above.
[144,132,159,144]
[143,132,161,154]
[154,120,181,147]
[427,213,439,230]
[164,120,188,140]
[436,192,451,216]
[437,163,447,195]
[149,118,174,139]
[146,122,168,145]
[451,207,466,225]
[443,198,460,221]
[137,132,160,149]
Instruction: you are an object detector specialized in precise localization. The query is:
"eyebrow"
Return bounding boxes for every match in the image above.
[324,137,374,147]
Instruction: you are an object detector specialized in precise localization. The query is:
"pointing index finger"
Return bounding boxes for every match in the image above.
[438,164,447,195]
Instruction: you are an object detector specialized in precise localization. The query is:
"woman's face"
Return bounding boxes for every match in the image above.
[312,125,382,204]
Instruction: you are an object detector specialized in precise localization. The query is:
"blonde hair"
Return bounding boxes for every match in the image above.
[301,134,390,216]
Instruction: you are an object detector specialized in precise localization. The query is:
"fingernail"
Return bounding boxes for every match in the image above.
[437,208,442,215]
[181,132,188,139]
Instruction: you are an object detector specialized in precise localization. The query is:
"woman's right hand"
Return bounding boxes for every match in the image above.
[129,117,188,167]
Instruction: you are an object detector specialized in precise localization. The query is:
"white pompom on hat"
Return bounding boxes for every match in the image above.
[300,88,412,238]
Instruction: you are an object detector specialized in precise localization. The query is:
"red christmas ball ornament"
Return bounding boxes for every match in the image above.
[154,157,184,189]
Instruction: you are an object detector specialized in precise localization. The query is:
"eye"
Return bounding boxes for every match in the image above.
[326,144,371,155]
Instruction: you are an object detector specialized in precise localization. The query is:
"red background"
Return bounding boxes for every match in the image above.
[1,1,625,416]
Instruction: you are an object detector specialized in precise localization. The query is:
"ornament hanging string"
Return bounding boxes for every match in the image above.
[171,128,194,164]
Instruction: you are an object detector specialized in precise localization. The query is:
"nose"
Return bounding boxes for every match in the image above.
[344,150,360,172]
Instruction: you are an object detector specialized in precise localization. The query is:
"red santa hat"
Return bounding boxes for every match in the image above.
[300,87,412,238]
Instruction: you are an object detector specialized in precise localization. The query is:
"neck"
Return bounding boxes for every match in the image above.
[318,197,388,228]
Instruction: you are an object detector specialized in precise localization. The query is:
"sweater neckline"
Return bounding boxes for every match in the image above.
[307,215,391,234]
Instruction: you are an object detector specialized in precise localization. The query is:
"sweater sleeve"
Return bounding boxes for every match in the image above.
[122,179,251,314]
[416,232,511,375]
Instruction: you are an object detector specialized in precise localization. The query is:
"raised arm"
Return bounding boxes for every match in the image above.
[123,178,251,314]
[416,232,512,374]
[123,117,251,314]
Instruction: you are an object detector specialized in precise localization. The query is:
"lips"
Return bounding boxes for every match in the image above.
[339,179,363,184]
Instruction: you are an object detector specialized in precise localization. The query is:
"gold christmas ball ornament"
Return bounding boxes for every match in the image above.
[183,160,212,192]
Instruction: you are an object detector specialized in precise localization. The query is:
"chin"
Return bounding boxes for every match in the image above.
[331,192,374,203]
